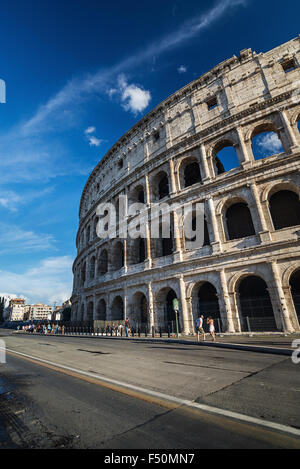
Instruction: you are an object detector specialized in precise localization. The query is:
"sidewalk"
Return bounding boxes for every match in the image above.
[10,329,300,356]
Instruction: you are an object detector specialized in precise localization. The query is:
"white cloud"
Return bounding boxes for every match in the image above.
[0,256,73,305]
[0,187,54,212]
[117,75,151,115]
[257,133,283,154]
[85,126,96,134]
[0,223,55,255]
[178,65,187,74]
[88,136,102,147]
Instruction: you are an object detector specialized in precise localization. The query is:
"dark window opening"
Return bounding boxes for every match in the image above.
[282,59,296,73]
[226,203,255,240]
[158,175,169,199]
[290,270,300,321]
[239,276,275,322]
[137,189,145,204]
[153,131,160,142]
[139,238,146,263]
[97,299,106,321]
[216,156,225,175]
[269,190,300,230]
[184,162,201,187]
[118,159,124,169]
[197,283,220,319]
[207,96,218,111]
[98,250,108,275]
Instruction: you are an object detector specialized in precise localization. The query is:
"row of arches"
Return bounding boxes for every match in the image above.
[76,268,300,332]
[77,188,300,284]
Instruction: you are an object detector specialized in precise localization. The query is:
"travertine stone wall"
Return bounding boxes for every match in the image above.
[71,36,300,334]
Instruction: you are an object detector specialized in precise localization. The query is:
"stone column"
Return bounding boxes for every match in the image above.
[169,159,177,195]
[280,108,299,151]
[123,239,128,273]
[270,261,294,333]
[250,183,272,242]
[219,269,235,332]
[148,282,154,329]
[236,126,252,169]
[145,216,152,269]
[145,173,151,207]
[207,197,222,253]
[123,288,128,321]
[179,276,191,335]
[199,144,211,182]
[173,210,183,262]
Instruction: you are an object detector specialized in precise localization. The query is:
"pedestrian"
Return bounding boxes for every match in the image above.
[195,315,205,342]
[118,323,123,337]
[125,318,130,337]
[62,325,65,335]
[207,317,216,342]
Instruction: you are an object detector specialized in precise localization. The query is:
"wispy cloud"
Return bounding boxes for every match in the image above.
[0,223,56,255]
[13,0,246,139]
[85,126,96,134]
[0,256,73,305]
[0,187,54,212]
[178,65,187,74]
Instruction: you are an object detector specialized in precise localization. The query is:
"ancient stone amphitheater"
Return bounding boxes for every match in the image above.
[71,36,300,334]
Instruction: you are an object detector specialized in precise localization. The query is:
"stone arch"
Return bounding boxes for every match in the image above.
[111,295,124,321]
[152,212,174,258]
[191,281,221,329]
[223,198,255,240]
[130,292,148,329]
[87,301,94,321]
[184,207,210,249]
[151,170,170,200]
[211,138,240,175]
[155,286,181,333]
[80,304,85,321]
[235,274,277,332]
[261,180,300,203]
[129,184,145,205]
[89,256,96,279]
[111,241,124,271]
[96,298,106,320]
[81,262,86,285]
[269,190,300,230]
[128,237,146,265]
[249,121,284,160]
[98,249,108,275]
[178,157,202,190]
[289,269,300,323]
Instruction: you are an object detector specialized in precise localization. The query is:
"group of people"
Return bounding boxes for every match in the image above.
[105,318,132,337]
[195,315,216,342]
[21,323,65,335]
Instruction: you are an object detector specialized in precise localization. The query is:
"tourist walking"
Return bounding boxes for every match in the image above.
[125,318,130,337]
[195,315,205,342]
[207,317,216,342]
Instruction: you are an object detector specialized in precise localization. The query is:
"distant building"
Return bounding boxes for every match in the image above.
[30,303,53,321]
[9,298,25,321]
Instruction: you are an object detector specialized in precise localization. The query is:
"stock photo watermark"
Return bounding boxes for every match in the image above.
[291,339,300,364]
[96,197,205,250]
[0,340,6,364]
[0,78,6,103]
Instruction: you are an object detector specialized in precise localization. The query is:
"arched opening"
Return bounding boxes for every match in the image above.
[93,217,99,239]
[87,301,94,322]
[90,256,95,279]
[86,225,91,244]
[98,249,108,275]
[131,292,148,330]
[238,276,277,331]
[184,161,202,188]
[80,304,85,321]
[138,238,146,263]
[111,296,124,321]
[81,263,86,285]
[226,202,255,240]
[251,126,284,160]
[197,282,220,321]
[112,242,124,271]
[97,299,106,321]
[130,185,145,204]
[290,270,300,323]
[185,212,210,248]
[165,289,180,332]
[158,172,169,199]
[297,118,300,134]
[154,214,174,258]
[269,190,300,230]
[213,141,240,175]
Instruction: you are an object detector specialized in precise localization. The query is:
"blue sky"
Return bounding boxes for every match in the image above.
[0,0,299,305]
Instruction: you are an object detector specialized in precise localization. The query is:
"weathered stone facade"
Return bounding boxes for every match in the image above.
[71,37,300,334]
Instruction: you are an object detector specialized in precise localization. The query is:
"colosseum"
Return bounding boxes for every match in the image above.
[71,36,300,335]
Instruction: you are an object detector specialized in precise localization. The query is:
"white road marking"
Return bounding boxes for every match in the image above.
[2,346,300,438]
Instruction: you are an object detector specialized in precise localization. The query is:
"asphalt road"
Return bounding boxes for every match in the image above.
[0,331,300,449]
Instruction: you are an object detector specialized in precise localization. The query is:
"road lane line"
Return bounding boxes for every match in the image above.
[2,346,300,440]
